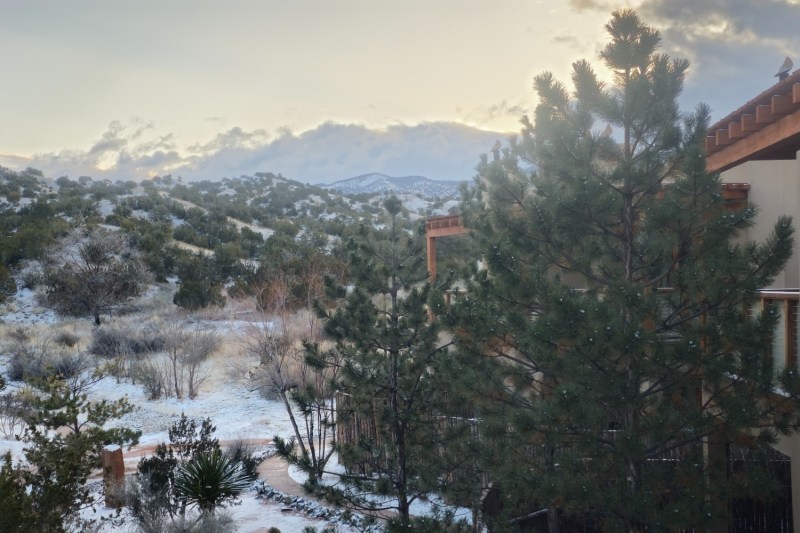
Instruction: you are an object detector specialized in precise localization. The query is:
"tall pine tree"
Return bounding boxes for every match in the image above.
[312,196,457,526]
[450,10,800,532]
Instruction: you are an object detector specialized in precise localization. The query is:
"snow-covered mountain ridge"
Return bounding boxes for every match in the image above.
[322,173,465,199]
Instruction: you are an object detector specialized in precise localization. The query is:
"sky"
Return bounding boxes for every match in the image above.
[1,0,800,183]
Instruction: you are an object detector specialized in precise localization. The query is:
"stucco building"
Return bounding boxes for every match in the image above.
[707,68,800,530]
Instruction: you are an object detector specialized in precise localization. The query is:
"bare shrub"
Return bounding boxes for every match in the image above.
[131,318,221,398]
[0,389,32,438]
[242,289,338,482]
[88,324,164,359]
[131,360,166,400]
[17,262,42,290]
[7,338,90,383]
[50,351,92,380]
[245,315,313,400]
[88,323,166,384]
[89,326,132,358]
[124,475,237,533]
[223,439,261,481]
[183,328,220,399]
[3,326,99,391]
[7,326,30,346]
[141,318,220,399]
[53,330,80,348]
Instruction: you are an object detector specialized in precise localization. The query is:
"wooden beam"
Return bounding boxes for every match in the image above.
[728,121,744,139]
[793,84,800,105]
[707,110,800,173]
[741,113,758,133]
[772,93,794,115]
[427,225,468,239]
[716,129,731,146]
[426,214,468,281]
[756,104,775,124]
[705,136,717,153]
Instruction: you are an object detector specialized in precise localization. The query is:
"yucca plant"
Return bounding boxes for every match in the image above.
[174,450,251,513]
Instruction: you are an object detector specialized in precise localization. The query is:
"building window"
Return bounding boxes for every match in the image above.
[760,292,799,374]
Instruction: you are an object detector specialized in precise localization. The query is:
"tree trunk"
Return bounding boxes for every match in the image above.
[547,507,560,533]
[279,386,311,474]
[172,357,181,398]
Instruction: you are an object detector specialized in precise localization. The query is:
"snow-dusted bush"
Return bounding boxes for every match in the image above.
[17,262,42,290]
[130,360,166,400]
[7,339,90,383]
[223,439,261,481]
[123,476,237,533]
[53,330,80,348]
[158,319,220,399]
[0,389,30,438]
[7,326,30,346]
[88,324,164,359]
[40,226,151,325]
[125,318,220,400]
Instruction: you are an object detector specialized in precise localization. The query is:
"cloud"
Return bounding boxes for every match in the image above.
[642,0,800,43]
[175,122,506,183]
[13,120,508,184]
[640,0,800,66]
[458,98,529,128]
[553,33,584,52]
[637,0,800,119]
[568,0,614,11]
[188,127,270,155]
[0,153,33,169]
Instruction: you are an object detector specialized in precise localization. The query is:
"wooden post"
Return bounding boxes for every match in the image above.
[427,236,437,281]
[425,214,468,282]
[102,445,125,508]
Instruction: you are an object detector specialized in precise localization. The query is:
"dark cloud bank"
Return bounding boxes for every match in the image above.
[565,0,800,121]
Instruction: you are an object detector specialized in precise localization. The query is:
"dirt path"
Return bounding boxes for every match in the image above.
[108,437,325,507]
[114,439,353,514]
[257,454,316,499]
[95,437,273,477]
[257,454,394,522]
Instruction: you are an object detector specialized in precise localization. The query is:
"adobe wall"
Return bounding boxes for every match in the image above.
[720,157,800,289]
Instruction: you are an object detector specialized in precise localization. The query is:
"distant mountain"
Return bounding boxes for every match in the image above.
[322,173,465,198]
[5,121,507,184]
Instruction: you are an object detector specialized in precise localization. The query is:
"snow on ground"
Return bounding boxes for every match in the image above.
[0,287,58,325]
[79,481,358,533]
[172,240,214,256]
[396,194,429,218]
[0,284,354,532]
[287,460,474,526]
[0,283,470,532]
[98,199,115,216]
[0,346,353,532]
[227,217,275,240]
[433,200,460,216]
[0,353,356,532]
[226,495,342,533]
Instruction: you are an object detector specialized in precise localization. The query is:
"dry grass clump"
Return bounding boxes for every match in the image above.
[238,309,334,401]
[53,329,80,348]
[88,322,166,359]
[6,333,92,383]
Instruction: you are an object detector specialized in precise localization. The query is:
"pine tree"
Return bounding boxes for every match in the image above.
[449,10,800,532]
[313,196,455,526]
[41,226,151,325]
[13,375,140,532]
